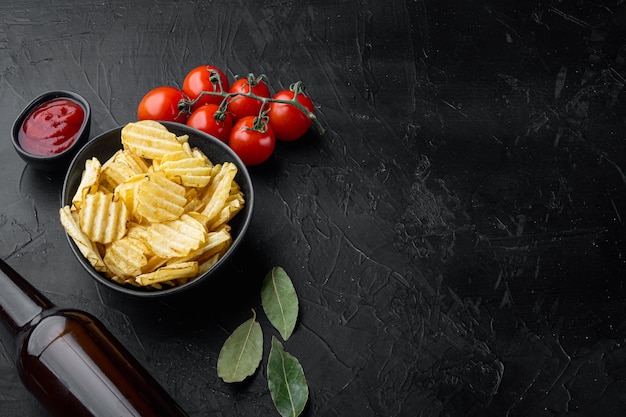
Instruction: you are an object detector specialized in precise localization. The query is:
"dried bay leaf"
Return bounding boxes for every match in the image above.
[217,310,263,383]
[267,336,309,417]
[261,266,298,340]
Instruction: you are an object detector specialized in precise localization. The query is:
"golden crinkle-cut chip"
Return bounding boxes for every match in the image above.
[170,227,232,265]
[113,174,145,217]
[125,222,150,244]
[71,157,101,210]
[59,121,245,289]
[135,171,187,223]
[101,149,149,190]
[191,146,211,165]
[208,184,245,230]
[104,236,150,280]
[121,120,183,160]
[146,213,207,259]
[79,191,129,244]
[183,188,203,213]
[135,261,199,287]
[199,162,238,224]
[158,149,213,188]
[59,206,106,272]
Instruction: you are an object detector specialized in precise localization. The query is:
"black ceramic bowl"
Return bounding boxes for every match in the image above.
[61,121,254,298]
[12,90,91,171]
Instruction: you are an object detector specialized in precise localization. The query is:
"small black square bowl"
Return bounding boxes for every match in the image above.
[12,90,91,172]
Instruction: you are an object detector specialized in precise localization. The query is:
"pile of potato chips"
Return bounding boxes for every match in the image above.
[59,120,245,289]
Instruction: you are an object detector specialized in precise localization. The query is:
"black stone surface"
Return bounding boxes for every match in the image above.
[0,1,625,416]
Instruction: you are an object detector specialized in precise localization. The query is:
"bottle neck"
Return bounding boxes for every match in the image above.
[0,259,53,338]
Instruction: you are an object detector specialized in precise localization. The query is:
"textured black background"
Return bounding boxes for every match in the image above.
[1,1,626,416]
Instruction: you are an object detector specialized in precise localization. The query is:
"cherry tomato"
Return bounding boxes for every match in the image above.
[183,65,229,109]
[186,104,233,143]
[268,89,315,141]
[227,76,271,121]
[229,115,275,166]
[137,86,188,123]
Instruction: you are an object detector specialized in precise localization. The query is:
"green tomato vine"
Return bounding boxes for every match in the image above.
[179,71,324,135]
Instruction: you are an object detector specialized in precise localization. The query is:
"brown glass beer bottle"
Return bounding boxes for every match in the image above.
[0,259,189,417]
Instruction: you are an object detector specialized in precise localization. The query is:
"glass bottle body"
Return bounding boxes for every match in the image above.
[18,310,187,417]
[0,259,188,417]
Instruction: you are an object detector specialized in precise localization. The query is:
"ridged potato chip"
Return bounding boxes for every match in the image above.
[71,157,101,210]
[199,162,238,224]
[183,188,203,213]
[101,150,149,189]
[146,213,207,258]
[198,253,221,275]
[135,171,187,223]
[104,236,150,280]
[169,228,232,265]
[158,150,212,188]
[113,174,145,218]
[79,191,129,244]
[59,206,106,272]
[121,120,183,160]
[209,188,245,230]
[135,261,199,287]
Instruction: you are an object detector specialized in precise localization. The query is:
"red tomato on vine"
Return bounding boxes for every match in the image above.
[227,75,271,121]
[183,65,230,109]
[137,86,189,123]
[186,104,233,143]
[268,86,315,141]
[229,115,275,166]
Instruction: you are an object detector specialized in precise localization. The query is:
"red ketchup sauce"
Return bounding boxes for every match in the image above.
[18,98,85,156]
